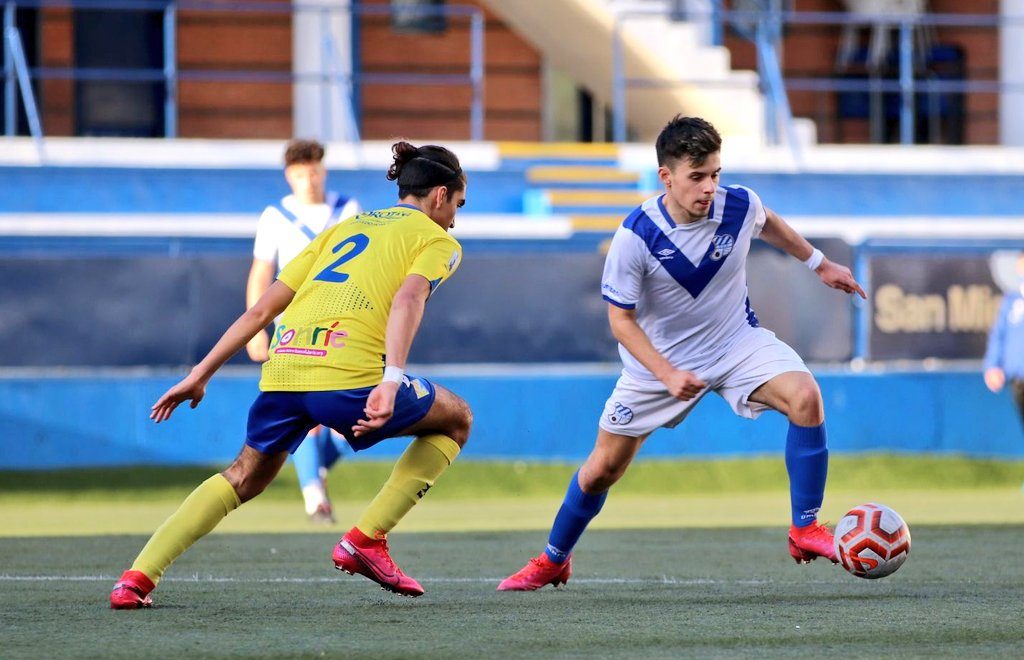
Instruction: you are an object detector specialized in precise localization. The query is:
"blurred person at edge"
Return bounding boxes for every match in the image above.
[984,253,1024,429]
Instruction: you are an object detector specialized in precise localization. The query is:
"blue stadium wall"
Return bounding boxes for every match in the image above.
[3,163,1022,468]
[1,368,1021,469]
[1,166,1022,215]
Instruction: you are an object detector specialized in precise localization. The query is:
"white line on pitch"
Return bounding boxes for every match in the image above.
[0,574,778,586]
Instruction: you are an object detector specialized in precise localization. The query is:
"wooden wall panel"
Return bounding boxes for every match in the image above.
[176,9,291,137]
[358,0,541,141]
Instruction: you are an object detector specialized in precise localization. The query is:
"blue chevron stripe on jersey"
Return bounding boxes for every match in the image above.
[624,187,751,299]
[745,295,759,327]
[330,194,350,218]
[273,203,317,241]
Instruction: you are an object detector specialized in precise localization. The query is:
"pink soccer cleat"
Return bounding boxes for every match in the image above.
[788,521,839,564]
[497,554,572,591]
[109,570,155,609]
[332,528,424,597]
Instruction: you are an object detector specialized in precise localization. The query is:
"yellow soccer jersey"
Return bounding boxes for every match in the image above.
[259,204,462,391]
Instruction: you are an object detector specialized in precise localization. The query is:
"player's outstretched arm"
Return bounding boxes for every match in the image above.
[608,305,706,401]
[760,207,867,299]
[244,258,276,362]
[353,275,431,436]
[150,280,295,423]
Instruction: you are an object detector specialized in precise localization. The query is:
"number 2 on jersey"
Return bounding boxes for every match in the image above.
[314,233,370,283]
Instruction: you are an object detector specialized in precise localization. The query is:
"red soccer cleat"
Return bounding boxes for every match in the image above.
[109,570,155,609]
[788,521,839,564]
[496,553,572,591]
[332,528,424,597]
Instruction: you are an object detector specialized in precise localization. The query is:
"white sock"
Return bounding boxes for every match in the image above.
[302,483,328,515]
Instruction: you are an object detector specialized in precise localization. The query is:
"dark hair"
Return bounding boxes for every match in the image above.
[387,141,465,200]
[284,139,325,167]
[655,116,722,168]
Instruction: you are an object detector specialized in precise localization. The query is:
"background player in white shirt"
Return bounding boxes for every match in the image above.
[499,116,866,591]
[245,139,362,522]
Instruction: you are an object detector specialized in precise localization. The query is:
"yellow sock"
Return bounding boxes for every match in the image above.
[355,434,461,538]
[130,473,241,585]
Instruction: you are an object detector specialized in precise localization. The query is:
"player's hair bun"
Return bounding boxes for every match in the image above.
[386,141,420,181]
[387,141,465,198]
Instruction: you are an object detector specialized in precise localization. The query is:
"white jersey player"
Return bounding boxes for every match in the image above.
[499,116,867,592]
[245,139,361,523]
[252,190,361,280]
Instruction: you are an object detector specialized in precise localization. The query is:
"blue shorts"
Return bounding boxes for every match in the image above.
[245,376,437,454]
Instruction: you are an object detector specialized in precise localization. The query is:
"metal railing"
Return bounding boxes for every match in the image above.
[3,2,41,145]
[612,5,1020,146]
[2,0,486,140]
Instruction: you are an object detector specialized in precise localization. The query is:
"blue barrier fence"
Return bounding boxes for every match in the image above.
[1,367,1020,469]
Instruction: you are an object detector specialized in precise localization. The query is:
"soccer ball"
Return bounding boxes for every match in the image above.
[834,503,911,579]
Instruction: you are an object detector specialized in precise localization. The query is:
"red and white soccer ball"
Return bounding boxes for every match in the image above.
[833,503,911,579]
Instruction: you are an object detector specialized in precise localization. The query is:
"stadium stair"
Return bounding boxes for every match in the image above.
[500,142,649,233]
[480,0,766,144]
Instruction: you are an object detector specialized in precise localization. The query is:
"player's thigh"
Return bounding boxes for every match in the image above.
[578,428,648,491]
[397,383,472,446]
[748,370,823,423]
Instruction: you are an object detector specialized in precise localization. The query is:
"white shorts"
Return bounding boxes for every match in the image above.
[599,327,810,437]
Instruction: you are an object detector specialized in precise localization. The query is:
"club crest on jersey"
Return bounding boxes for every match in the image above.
[709,234,734,261]
[607,402,634,425]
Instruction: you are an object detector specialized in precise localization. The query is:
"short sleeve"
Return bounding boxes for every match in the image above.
[737,185,767,239]
[252,207,279,263]
[340,198,362,220]
[409,237,462,293]
[601,226,646,309]
[276,225,335,291]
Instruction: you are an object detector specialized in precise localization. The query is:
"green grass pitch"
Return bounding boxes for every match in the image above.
[1,457,1023,657]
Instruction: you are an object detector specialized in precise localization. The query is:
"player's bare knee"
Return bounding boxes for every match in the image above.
[580,461,626,492]
[789,382,824,426]
[221,464,265,503]
[443,394,473,447]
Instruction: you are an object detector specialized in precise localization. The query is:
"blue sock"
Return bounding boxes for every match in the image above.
[291,429,323,488]
[317,427,347,471]
[785,422,828,528]
[544,470,607,563]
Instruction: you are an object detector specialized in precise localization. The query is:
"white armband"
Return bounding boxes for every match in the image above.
[804,248,824,271]
[382,366,405,384]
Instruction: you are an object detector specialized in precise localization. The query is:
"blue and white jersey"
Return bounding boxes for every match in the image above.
[253,192,362,272]
[601,185,766,380]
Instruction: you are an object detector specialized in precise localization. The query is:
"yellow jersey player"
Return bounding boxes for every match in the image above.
[111,142,471,606]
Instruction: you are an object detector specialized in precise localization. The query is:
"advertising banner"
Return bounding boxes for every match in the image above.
[869,254,1004,359]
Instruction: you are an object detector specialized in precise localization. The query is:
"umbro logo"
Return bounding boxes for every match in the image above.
[656,248,676,260]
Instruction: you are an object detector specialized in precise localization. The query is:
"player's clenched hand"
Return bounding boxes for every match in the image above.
[984,366,1005,393]
[353,381,400,437]
[662,370,706,401]
[817,260,867,299]
[150,375,206,423]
